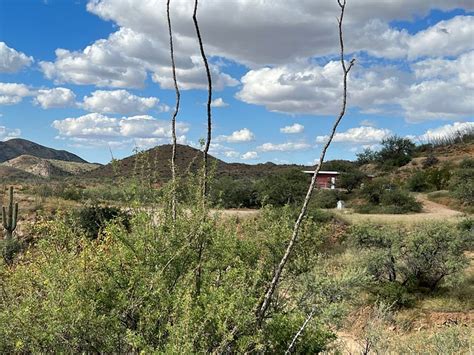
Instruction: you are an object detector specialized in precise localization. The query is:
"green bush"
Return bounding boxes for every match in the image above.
[339,170,366,192]
[358,179,421,214]
[256,168,309,206]
[450,160,474,206]
[377,136,416,169]
[370,282,414,309]
[210,177,258,208]
[350,223,469,291]
[74,205,131,239]
[310,189,340,209]
[407,171,432,192]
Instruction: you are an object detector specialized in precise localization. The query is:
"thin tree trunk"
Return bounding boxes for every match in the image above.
[256,0,355,326]
[285,307,316,354]
[167,0,181,223]
[192,0,213,200]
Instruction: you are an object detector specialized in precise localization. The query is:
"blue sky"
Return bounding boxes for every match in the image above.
[0,0,473,164]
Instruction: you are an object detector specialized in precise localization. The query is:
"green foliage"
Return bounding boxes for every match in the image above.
[350,223,469,291]
[377,135,415,168]
[407,171,432,192]
[356,136,416,169]
[74,205,131,239]
[450,159,474,206]
[370,282,414,309]
[356,147,377,165]
[210,177,258,208]
[358,179,421,214]
[339,170,366,192]
[310,189,341,209]
[255,168,309,206]
[2,186,19,239]
[0,191,352,353]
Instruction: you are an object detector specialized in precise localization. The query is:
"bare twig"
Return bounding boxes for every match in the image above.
[256,0,355,326]
[192,0,213,199]
[167,0,181,223]
[285,307,316,354]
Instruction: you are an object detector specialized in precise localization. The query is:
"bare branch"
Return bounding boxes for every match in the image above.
[285,308,316,354]
[256,0,355,326]
[192,0,213,199]
[167,0,181,223]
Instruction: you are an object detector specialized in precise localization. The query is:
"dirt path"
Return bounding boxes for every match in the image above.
[332,194,465,225]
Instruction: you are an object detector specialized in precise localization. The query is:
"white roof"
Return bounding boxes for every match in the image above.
[302,170,340,175]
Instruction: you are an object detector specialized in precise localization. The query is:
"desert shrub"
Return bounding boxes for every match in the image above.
[310,189,341,209]
[370,282,414,309]
[421,154,439,168]
[256,168,308,206]
[450,159,474,206]
[0,193,357,353]
[0,237,22,265]
[74,205,131,239]
[210,177,258,208]
[427,167,451,191]
[357,179,420,214]
[407,171,432,192]
[350,223,469,291]
[379,190,422,214]
[339,170,366,192]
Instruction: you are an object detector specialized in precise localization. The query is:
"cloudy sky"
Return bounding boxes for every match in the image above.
[0,0,473,164]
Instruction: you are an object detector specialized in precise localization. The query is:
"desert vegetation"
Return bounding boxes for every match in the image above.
[0,0,473,353]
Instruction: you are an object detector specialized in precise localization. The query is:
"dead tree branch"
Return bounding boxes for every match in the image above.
[285,307,316,354]
[167,0,181,223]
[192,0,213,199]
[256,0,355,327]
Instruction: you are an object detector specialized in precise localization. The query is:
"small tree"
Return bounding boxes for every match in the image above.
[356,147,377,165]
[339,170,366,192]
[377,135,415,168]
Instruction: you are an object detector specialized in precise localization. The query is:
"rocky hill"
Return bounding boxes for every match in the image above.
[0,138,86,163]
[84,144,309,181]
[1,155,100,179]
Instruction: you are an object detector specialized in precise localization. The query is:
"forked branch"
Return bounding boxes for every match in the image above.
[256,0,355,326]
[192,0,213,199]
[167,0,181,222]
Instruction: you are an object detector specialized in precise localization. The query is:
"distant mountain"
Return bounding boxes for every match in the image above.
[0,138,87,163]
[84,144,310,181]
[2,155,100,179]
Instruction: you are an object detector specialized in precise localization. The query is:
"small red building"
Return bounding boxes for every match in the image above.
[302,170,340,189]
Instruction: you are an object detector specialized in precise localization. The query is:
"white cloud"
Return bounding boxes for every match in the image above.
[0,42,33,73]
[237,51,474,122]
[237,62,408,116]
[418,121,474,143]
[0,83,33,105]
[241,151,258,160]
[216,128,255,143]
[82,89,160,114]
[86,0,473,66]
[316,126,391,144]
[210,97,228,108]
[257,141,311,152]
[280,123,304,134]
[40,27,238,90]
[34,87,76,109]
[0,126,21,141]
[52,113,189,147]
[407,16,474,59]
[224,150,240,158]
[360,119,376,127]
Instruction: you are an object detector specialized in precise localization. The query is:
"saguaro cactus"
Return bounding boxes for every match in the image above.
[2,186,18,239]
